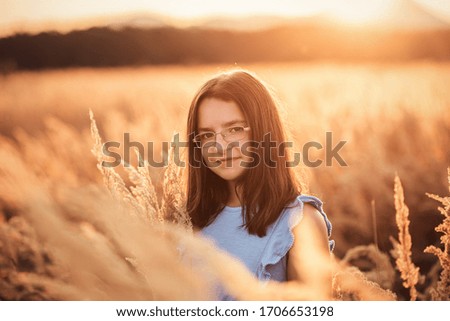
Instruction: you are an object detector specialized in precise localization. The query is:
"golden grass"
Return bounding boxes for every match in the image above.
[424,168,450,300]
[342,244,395,291]
[390,174,421,300]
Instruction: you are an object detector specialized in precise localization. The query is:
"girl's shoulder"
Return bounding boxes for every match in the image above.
[285,194,334,250]
[256,194,335,281]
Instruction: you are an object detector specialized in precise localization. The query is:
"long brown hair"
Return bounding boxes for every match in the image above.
[186,69,301,237]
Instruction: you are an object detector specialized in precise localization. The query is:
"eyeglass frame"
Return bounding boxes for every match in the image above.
[192,126,251,145]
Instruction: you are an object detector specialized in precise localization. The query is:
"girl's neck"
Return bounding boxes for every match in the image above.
[227,181,242,207]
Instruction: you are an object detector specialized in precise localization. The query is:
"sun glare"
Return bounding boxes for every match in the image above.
[324,0,393,25]
[2,0,450,37]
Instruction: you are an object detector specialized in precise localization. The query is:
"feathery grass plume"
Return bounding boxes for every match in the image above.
[160,134,191,230]
[390,173,420,300]
[89,110,164,224]
[123,150,164,224]
[332,264,397,300]
[89,110,190,229]
[342,244,395,291]
[420,261,443,300]
[89,110,145,218]
[424,167,450,300]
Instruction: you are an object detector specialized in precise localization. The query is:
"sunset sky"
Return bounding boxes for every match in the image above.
[1,0,450,36]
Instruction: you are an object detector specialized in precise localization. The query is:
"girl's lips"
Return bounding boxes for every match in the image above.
[214,156,241,163]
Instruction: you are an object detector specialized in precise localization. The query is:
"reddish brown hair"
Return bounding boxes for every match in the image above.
[186,69,301,237]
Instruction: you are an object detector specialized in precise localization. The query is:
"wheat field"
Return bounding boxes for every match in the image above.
[0,62,449,300]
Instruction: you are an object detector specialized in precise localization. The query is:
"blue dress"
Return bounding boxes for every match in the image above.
[198,194,334,300]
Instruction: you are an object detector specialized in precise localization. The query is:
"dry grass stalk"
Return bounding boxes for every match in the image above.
[390,173,421,300]
[123,151,164,224]
[160,136,191,230]
[89,110,152,222]
[371,200,378,249]
[332,264,397,300]
[424,167,450,300]
[89,110,191,230]
[342,244,395,291]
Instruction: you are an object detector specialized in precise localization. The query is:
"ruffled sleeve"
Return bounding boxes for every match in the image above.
[256,194,335,281]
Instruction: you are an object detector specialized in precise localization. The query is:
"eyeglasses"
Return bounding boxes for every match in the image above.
[193,126,251,145]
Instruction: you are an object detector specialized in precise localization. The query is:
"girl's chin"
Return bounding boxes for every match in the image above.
[211,167,246,182]
[206,156,252,180]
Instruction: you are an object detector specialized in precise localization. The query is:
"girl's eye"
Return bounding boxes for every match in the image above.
[200,132,214,139]
[229,126,244,133]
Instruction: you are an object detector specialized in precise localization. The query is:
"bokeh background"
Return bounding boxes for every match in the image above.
[0,0,449,300]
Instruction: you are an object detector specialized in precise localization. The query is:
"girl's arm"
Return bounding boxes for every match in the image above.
[286,203,331,283]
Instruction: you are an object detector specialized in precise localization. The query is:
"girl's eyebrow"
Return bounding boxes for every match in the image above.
[198,120,247,131]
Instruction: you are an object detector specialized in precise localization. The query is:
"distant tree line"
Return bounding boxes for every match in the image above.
[1,25,450,70]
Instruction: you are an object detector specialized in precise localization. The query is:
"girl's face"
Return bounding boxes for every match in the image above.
[197,97,251,182]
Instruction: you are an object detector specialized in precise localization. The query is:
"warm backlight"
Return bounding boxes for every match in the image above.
[323,0,393,25]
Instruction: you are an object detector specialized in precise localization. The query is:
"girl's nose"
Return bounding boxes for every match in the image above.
[214,133,227,151]
[204,138,224,156]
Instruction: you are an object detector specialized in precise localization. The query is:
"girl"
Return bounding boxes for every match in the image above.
[186,69,334,300]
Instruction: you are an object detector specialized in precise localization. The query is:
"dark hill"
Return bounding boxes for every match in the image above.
[1,24,450,71]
